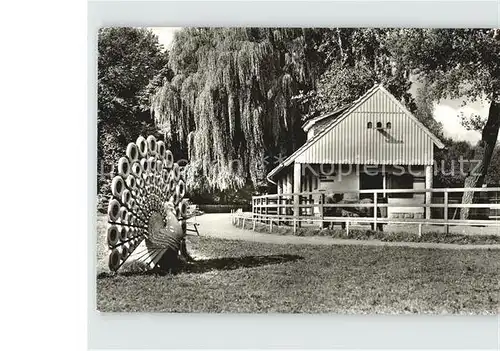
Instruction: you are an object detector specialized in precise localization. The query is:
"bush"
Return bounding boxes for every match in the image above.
[97,193,111,214]
[199,204,251,213]
[235,221,500,245]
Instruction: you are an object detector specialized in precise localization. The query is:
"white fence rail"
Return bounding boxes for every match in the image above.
[240,187,500,235]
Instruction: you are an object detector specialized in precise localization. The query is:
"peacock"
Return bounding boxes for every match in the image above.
[105,135,191,272]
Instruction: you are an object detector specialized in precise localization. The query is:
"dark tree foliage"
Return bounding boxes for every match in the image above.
[151,28,326,191]
[387,28,500,218]
[97,27,170,201]
[301,29,416,120]
[434,139,474,188]
[485,146,500,185]
[413,79,444,138]
[150,28,449,196]
[189,183,258,206]
[435,141,500,187]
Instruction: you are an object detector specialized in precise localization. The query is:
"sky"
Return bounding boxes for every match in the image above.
[150,27,181,50]
[432,99,489,143]
[149,27,490,145]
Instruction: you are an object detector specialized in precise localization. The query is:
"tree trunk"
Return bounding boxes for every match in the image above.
[460,100,500,219]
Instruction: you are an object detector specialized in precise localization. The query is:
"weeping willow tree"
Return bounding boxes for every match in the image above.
[151,28,324,191]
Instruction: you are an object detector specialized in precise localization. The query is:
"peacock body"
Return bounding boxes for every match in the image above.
[106,135,189,272]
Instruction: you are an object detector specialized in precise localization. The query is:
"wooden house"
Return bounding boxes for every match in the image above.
[267,84,445,219]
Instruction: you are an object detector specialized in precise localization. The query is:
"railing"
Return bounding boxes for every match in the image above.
[242,187,500,235]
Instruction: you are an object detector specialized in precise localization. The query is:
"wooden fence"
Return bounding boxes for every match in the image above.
[234,187,500,235]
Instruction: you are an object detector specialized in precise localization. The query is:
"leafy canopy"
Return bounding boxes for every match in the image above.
[303,29,416,120]
[151,28,324,190]
[387,29,500,106]
[151,28,448,191]
[98,27,169,122]
[98,27,169,196]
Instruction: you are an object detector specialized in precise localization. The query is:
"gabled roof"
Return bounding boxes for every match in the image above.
[267,84,445,183]
[301,103,353,133]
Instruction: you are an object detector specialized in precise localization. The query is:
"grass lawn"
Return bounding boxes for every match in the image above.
[96,223,500,313]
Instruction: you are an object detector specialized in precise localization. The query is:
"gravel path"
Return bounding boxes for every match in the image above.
[190,213,500,250]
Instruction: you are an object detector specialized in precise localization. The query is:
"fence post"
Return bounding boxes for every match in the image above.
[444,190,449,235]
[259,198,262,222]
[425,165,433,219]
[373,190,378,231]
[293,162,301,227]
[319,193,325,229]
[265,197,269,227]
[276,194,281,225]
[256,198,259,218]
[293,192,298,234]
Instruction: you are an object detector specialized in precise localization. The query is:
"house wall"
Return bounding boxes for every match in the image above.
[318,171,359,195]
[386,166,425,218]
[276,163,428,218]
[387,185,425,218]
[295,89,435,166]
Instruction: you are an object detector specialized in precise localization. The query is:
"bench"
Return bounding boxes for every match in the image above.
[186,221,200,236]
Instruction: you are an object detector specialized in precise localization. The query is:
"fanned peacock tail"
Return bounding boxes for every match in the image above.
[106,135,189,272]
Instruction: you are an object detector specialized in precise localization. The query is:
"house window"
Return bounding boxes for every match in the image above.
[367,122,372,129]
[376,122,382,129]
[386,122,392,129]
[388,173,413,198]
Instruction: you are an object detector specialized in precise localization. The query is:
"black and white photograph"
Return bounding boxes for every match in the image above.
[96,27,500,314]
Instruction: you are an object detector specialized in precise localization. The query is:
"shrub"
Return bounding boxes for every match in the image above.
[233,220,500,245]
